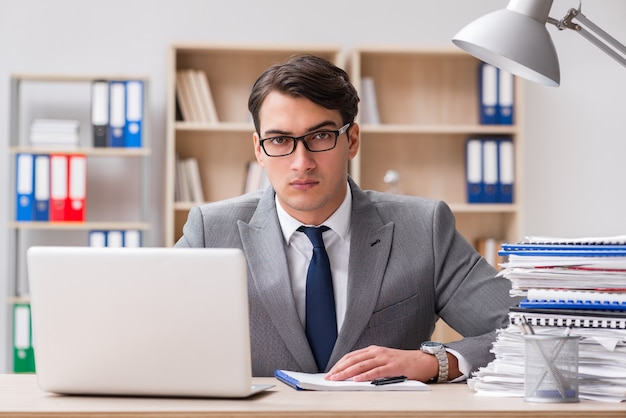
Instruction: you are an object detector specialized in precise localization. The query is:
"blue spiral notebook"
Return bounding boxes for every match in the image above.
[274,370,429,391]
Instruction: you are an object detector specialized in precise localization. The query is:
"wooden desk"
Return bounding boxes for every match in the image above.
[0,374,623,417]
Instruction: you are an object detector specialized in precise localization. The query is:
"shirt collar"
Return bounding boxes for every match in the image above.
[276,182,352,243]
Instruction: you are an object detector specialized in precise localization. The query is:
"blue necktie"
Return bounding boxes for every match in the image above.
[298,225,337,372]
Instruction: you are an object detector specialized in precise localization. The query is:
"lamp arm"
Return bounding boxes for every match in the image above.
[547,7,626,67]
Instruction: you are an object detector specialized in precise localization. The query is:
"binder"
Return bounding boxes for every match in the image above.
[91,80,109,147]
[89,230,107,247]
[482,139,498,203]
[49,154,68,221]
[108,81,126,147]
[519,299,626,311]
[497,138,514,203]
[124,80,143,147]
[498,70,514,125]
[67,154,86,221]
[16,153,35,221]
[33,154,50,221]
[465,138,483,203]
[479,62,498,124]
[13,304,36,373]
[123,230,142,247]
[274,369,428,391]
[106,230,124,247]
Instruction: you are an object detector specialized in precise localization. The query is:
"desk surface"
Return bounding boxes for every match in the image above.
[0,374,623,418]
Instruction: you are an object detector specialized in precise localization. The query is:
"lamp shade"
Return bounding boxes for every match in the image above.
[452,0,561,86]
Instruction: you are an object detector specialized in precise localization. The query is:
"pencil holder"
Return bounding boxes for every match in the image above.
[524,335,579,403]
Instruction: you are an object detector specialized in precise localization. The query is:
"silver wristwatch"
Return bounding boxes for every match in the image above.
[420,341,449,383]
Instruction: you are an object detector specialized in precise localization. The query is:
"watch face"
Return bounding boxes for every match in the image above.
[422,341,442,348]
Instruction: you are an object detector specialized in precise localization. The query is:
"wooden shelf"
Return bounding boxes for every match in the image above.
[165,44,343,245]
[350,47,524,246]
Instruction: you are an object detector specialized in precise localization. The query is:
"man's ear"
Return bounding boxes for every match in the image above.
[253,132,265,167]
[347,123,360,159]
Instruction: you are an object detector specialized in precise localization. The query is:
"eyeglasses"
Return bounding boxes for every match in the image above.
[259,123,351,157]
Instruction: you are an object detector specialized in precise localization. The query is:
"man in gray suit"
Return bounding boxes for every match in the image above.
[175,54,513,383]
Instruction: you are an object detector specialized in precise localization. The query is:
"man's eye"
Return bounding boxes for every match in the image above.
[269,136,291,145]
[311,131,332,140]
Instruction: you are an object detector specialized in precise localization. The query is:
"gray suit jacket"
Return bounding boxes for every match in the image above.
[175,178,513,377]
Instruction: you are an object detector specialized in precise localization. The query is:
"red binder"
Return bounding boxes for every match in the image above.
[67,154,86,221]
[49,154,68,222]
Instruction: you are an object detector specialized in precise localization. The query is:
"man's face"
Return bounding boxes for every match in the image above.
[253,92,360,226]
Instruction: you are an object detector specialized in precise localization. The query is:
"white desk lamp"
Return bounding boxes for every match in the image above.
[452,0,626,86]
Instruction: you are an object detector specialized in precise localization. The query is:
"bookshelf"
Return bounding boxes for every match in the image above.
[5,74,151,372]
[165,44,343,246]
[165,44,523,343]
[350,46,523,246]
[349,47,524,342]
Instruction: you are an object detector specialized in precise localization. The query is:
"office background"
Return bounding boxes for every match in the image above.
[1,0,625,372]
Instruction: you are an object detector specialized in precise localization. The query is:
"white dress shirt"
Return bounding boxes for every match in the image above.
[275,182,470,380]
[276,185,351,333]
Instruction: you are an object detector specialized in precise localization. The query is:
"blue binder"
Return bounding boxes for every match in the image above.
[16,153,35,221]
[108,81,126,147]
[479,62,498,124]
[124,80,143,147]
[33,154,50,221]
[482,139,498,203]
[465,138,483,203]
[497,138,514,203]
[498,70,514,125]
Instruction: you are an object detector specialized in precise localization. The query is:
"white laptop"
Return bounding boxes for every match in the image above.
[27,246,273,398]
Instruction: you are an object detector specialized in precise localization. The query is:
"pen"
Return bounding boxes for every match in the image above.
[371,375,407,386]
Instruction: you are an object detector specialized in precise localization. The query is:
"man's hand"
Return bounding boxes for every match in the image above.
[325,345,460,383]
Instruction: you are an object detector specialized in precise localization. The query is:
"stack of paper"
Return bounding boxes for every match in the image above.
[30,119,80,147]
[468,235,626,403]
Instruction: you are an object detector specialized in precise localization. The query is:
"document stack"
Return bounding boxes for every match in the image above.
[468,235,626,402]
[30,119,80,147]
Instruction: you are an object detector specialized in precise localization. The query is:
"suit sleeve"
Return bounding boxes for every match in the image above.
[174,206,206,248]
[430,201,518,371]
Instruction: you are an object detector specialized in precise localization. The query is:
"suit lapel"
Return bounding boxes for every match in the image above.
[328,180,394,366]
[238,188,318,371]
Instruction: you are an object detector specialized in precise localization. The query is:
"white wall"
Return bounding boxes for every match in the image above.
[1,0,625,371]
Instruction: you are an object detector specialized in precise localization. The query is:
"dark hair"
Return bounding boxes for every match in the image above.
[248,54,360,134]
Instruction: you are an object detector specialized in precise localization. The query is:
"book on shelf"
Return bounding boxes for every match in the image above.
[185,157,205,203]
[175,69,218,123]
[192,69,219,123]
[16,153,86,222]
[15,153,34,221]
[91,80,109,147]
[360,76,380,124]
[108,80,126,147]
[478,62,515,125]
[13,303,35,373]
[66,154,86,222]
[475,237,505,270]
[124,80,143,147]
[175,70,198,122]
[33,154,50,221]
[175,156,204,203]
[244,160,270,193]
[91,79,144,148]
[465,137,514,204]
[89,230,142,247]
